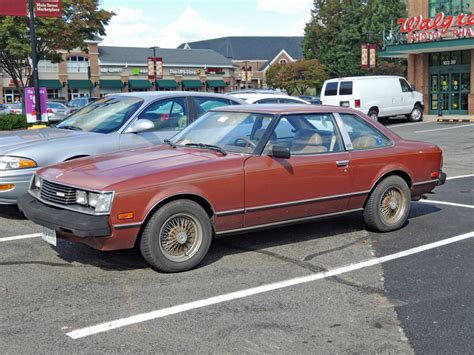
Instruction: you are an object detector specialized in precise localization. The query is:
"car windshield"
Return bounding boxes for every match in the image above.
[56,96,143,133]
[170,111,274,154]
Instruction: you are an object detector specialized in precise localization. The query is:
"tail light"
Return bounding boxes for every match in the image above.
[355,99,361,108]
[47,108,53,113]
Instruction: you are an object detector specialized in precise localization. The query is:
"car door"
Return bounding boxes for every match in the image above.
[243,113,353,227]
[399,78,415,114]
[119,97,188,150]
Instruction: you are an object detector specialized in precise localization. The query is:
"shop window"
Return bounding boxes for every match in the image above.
[429,0,471,17]
[38,60,58,73]
[47,89,60,99]
[461,50,471,65]
[429,53,440,66]
[67,56,89,74]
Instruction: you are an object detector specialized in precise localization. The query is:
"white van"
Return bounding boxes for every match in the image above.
[320,76,424,122]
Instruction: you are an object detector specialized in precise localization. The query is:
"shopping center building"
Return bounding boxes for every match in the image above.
[380,0,473,115]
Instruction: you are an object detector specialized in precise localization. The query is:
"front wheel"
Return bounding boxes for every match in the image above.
[407,104,423,122]
[363,176,410,232]
[140,199,212,272]
[368,109,379,121]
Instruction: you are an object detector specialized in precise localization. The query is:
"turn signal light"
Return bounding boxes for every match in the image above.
[431,172,439,179]
[118,212,134,220]
[19,160,37,168]
[0,184,15,191]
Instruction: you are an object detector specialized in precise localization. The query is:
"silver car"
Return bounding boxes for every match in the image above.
[46,102,71,122]
[0,104,11,115]
[0,92,244,204]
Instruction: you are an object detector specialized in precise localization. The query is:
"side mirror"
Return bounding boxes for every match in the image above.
[270,145,291,159]
[126,119,155,133]
[410,84,416,91]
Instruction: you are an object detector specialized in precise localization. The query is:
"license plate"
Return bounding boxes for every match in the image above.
[42,227,57,246]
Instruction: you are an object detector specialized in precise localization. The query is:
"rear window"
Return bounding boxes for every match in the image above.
[339,81,353,95]
[324,82,338,96]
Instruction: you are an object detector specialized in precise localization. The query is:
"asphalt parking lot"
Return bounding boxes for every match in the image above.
[1,120,473,353]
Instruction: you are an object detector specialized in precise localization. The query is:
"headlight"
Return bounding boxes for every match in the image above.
[76,191,113,213]
[94,193,113,213]
[0,156,37,170]
[32,175,42,190]
[76,190,88,205]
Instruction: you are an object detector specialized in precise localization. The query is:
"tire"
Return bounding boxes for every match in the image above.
[407,104,423,122]
[140,199,212,272]
[368,109,379,121]
[363,176,411,232]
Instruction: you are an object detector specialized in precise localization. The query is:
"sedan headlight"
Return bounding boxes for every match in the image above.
[0,156,37,170]
[32,175,42,190]
[76,191,113,213]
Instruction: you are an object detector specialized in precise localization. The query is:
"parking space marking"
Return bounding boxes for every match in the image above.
[415,124,474,133]
[0,233,41,243]
[447,174,474,181]
[386,121,431,128]
[420,200,474,209]
[67,231,474,340]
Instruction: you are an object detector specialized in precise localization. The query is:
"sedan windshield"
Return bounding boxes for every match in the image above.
[56,96,143,133]
[171,111,274,154]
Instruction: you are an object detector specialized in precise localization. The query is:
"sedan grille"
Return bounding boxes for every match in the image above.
[40,180,76,205]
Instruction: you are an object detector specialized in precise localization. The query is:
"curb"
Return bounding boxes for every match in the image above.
[436,118,474,123]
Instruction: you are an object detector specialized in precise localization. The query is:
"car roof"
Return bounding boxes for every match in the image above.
[230,93,292,100]
[325,75,403,82]
[211,104,358,115]
[108,91,246,104]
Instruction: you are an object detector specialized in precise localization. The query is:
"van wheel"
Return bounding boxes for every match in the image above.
[368,109,378,121]
[140,199,212,273]
[363,176,410,232]
[407,104,423,122]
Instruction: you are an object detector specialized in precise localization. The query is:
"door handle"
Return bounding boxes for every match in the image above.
[336,160,350,167]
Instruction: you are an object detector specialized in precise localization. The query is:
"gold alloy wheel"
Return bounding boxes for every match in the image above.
[379,187,407,225]
[159,213,203,262]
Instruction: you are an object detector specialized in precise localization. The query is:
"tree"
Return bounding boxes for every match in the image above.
[0,0,114,102]
[265,59,328,95]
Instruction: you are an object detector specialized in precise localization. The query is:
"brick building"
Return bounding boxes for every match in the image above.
[380,0,473,115]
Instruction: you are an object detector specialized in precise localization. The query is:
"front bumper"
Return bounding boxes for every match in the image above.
[18,193,111,237]
[0,169,37,204]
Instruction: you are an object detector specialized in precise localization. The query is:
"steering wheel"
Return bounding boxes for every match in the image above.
[234,136,256,148]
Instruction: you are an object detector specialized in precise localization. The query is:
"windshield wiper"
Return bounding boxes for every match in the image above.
[185,143,227,156]
[58,125,82,131]
[164,139,176,148]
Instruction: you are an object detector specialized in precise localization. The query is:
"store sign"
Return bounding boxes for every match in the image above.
[169,69,198,76]
[25,87,48,123]
[398,12,473,43]
[100,67,123,73]
[147,57,163,80]
[0,0,27,16]
[0,0,62,17]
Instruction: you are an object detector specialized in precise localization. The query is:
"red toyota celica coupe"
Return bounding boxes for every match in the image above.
[19,105,446,272]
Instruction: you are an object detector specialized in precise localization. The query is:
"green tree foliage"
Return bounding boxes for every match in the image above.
[0,0,113,98]
[266,59,328,95]
[304,0,407,77]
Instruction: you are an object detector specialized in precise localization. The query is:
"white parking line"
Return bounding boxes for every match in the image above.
[67,231,474,339]
[447,174,474,181]
[420,200,474,209]
[0,233,41,242]
[415,124,474,133]
[387,121,430,128]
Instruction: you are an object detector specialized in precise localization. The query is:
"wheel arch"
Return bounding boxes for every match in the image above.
[365,169,412,207]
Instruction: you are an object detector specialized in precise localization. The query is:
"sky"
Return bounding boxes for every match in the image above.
[99,0,313,48]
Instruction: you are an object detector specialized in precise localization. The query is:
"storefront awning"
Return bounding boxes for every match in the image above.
[68,80,94,89]
[128,80,152,89]
[39,80,62,89]
[99,80,123,89]
[181,80,202,89]
[156,79,178,88]
[206,80,227,88]
[379,38,474,58]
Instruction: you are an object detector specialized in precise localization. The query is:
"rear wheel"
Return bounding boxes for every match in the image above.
[368,109,379,121]
[363,176,410,232]
[407,104,423,122]
[140,199,212,272]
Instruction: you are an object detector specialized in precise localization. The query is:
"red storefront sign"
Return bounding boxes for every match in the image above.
[0,0,61,17]
[0,0,27,16]
[147,57,163,80]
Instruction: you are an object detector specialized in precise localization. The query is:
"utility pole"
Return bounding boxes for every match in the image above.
[27,0,42,122]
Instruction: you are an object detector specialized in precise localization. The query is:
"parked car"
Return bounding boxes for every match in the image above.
[0,104,11,115]
[67,97,98,113]
[228,89,285,95]
[299,95,321,105]
[8,103,23,115]
[46,102,71,122]
[19,104,446,273]
[320,76,424,122]
[0,92,244,204]
[231,93,310,104]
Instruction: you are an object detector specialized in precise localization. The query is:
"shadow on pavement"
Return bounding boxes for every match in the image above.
[0,204,27,220]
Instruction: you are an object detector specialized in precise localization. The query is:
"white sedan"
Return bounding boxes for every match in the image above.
[229,93,310,105]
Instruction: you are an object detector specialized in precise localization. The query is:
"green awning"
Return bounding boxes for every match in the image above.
[181,80,202,88]
[379,37,474,58]
[206,80,227,88]
[39,80,62,89]
[68,80,94,89]
[156,79,178,88]
[99,80,123,89]
[128,80,152,89]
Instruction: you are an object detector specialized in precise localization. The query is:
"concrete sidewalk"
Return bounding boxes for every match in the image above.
[425,114,474,123]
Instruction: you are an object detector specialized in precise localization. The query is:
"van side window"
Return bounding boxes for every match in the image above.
[324,82,338,96]
[399,79,412,93]
[339,114,391,150]
[339,81,353,95]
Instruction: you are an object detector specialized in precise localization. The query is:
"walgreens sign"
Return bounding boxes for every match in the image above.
[398,12,473,43]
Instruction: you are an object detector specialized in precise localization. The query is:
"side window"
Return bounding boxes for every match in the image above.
[279,98,304,104]
[399,79,412,93]
[339,113,391,150]
[193,97,233,117]
[265,114,343,155]
[339,81,353,95]
[324,82,338,96]
[138,98,188,131]
[255,98,279,104]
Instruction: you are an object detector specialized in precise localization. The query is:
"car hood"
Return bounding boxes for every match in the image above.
[38,146,237,191]
[0,128,95,154]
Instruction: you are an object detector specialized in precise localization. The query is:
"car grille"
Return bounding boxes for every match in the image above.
[40,180,76,205]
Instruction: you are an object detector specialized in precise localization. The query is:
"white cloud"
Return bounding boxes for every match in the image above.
[257,0,313,14]
[285,14,311,36]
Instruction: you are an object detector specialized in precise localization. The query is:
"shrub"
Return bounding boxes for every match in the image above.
[0,115,51,131]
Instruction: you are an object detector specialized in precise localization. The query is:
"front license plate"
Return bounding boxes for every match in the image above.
[42,227,57,246]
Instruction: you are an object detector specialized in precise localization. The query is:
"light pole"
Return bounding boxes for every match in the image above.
[28,0,41,122]
[149,46,159,91]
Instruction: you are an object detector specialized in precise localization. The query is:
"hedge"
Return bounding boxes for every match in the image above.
[0,115,50,131]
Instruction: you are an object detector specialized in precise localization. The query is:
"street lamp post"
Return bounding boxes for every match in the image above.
[27,0,41,122]
[150,46,158,91]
